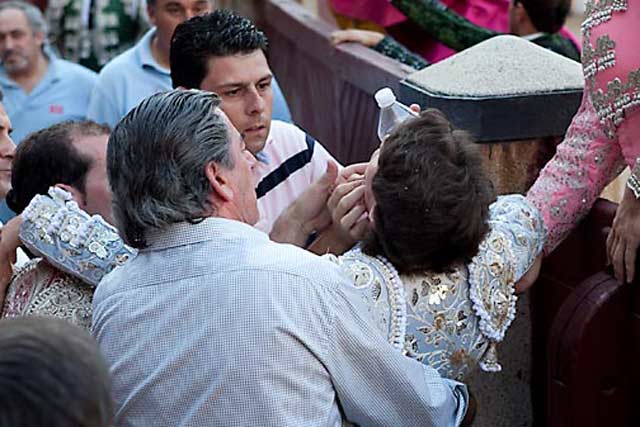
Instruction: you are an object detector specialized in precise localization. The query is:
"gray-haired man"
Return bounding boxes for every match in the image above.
[93,89,469,426]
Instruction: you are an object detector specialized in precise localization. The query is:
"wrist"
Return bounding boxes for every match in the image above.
[269,206,309,245]
[627,158,640,199]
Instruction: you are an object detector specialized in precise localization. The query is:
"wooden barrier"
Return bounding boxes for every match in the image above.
[533,199,640,426]
[261,0,412,164]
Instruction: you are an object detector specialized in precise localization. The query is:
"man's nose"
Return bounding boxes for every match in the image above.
[0,136,16,159]
[246,88,265,116]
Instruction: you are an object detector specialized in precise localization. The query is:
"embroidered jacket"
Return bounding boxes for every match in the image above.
[527,0,639,254]
[327,195,546,380]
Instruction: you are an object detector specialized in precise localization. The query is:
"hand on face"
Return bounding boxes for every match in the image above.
[327,162,370,243]
[270,161,338,246]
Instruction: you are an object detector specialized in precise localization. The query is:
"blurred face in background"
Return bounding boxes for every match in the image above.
[0,8,44,76]
[147,0,213,58]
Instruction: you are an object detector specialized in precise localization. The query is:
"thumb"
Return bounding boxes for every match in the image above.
[318,161,338,189]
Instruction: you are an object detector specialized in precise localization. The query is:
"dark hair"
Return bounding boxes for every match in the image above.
[108,89,230,248]
[517,0,570,34]
[6,121,110,214]
[362,109,495,274]
[170,10,268,89]
[0,316,112,427]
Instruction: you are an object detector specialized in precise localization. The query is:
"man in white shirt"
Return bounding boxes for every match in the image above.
[171,10,337,234]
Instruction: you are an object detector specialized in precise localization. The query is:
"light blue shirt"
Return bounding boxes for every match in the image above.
[0,52,97,145]
[93,218,468,427]
[87,28,292,128]
[0,51,97,223]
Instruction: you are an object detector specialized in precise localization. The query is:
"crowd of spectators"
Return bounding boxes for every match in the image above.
[0,0,636,426]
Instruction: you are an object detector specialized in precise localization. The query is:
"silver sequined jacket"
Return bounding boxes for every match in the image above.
[327,194,546,380]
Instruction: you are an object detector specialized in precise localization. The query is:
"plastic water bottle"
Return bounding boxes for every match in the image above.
[374,87,418,143]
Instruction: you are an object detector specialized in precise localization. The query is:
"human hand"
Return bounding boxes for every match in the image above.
[270,161,338,246]
[330,29,385,47]
[606,186,640,283]
[514,254,542,293]
[327,178,370,243]
[337,162,367,185]
[0,216,21,315]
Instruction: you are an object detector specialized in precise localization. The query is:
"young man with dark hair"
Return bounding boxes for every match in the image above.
[0,316,112,427]
[87,0,292,128]
[7,120,112,221]
[171,10,338,234]
[0,121,132,328]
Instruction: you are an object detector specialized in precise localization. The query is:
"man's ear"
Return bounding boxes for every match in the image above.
[204,162,234,202]
[34,31,45,49]
[54,183,85,207]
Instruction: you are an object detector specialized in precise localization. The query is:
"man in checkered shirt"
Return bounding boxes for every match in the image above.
[93,89,469,427]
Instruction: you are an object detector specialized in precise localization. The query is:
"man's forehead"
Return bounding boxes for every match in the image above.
[0,9,30,31]
[204,51,272,86]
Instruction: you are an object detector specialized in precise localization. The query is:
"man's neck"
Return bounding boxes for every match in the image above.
[10,53,49,94]
[150,34,171,70]
[515,21,540,37]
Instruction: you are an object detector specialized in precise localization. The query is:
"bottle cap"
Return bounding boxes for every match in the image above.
[374,87,396,108]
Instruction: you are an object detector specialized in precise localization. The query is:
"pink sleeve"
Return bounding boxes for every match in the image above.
[526,93,626,255]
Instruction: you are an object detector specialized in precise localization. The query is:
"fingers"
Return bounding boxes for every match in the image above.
[330,29,384,47]
[318,161,339,189]
[409,104,421,114]
[338,162,368,184]
[330,30,350,46]
[333,185,365,221]
[612,237,625,283]
[624,239,638,283]
[328,179,363,213]
[606,227,615,265]
[340,203,367,231]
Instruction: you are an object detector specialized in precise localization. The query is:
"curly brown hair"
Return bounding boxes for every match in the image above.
[362,109,495,274]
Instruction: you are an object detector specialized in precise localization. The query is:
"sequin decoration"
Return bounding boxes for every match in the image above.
[2,260,94,330]
[326,195,546,380]
[20,187,137,286]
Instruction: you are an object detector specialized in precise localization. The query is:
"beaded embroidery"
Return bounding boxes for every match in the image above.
[328,195,545,380]
[2,259,94,330]
[20,187,136,286]
[581,0,637,139]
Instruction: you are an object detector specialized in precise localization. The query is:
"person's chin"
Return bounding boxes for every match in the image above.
[0,184,10,201]
[245,135,267,154]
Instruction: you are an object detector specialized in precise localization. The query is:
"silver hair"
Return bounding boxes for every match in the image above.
[107,89,232,248]
[0,1,48,36]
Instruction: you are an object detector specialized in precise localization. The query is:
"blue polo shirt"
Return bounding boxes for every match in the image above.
[0,52,97,145]
[88,28,292,128]
[0,52,97,223]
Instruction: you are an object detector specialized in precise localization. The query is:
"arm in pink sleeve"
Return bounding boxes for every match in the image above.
[526,93,626,255]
